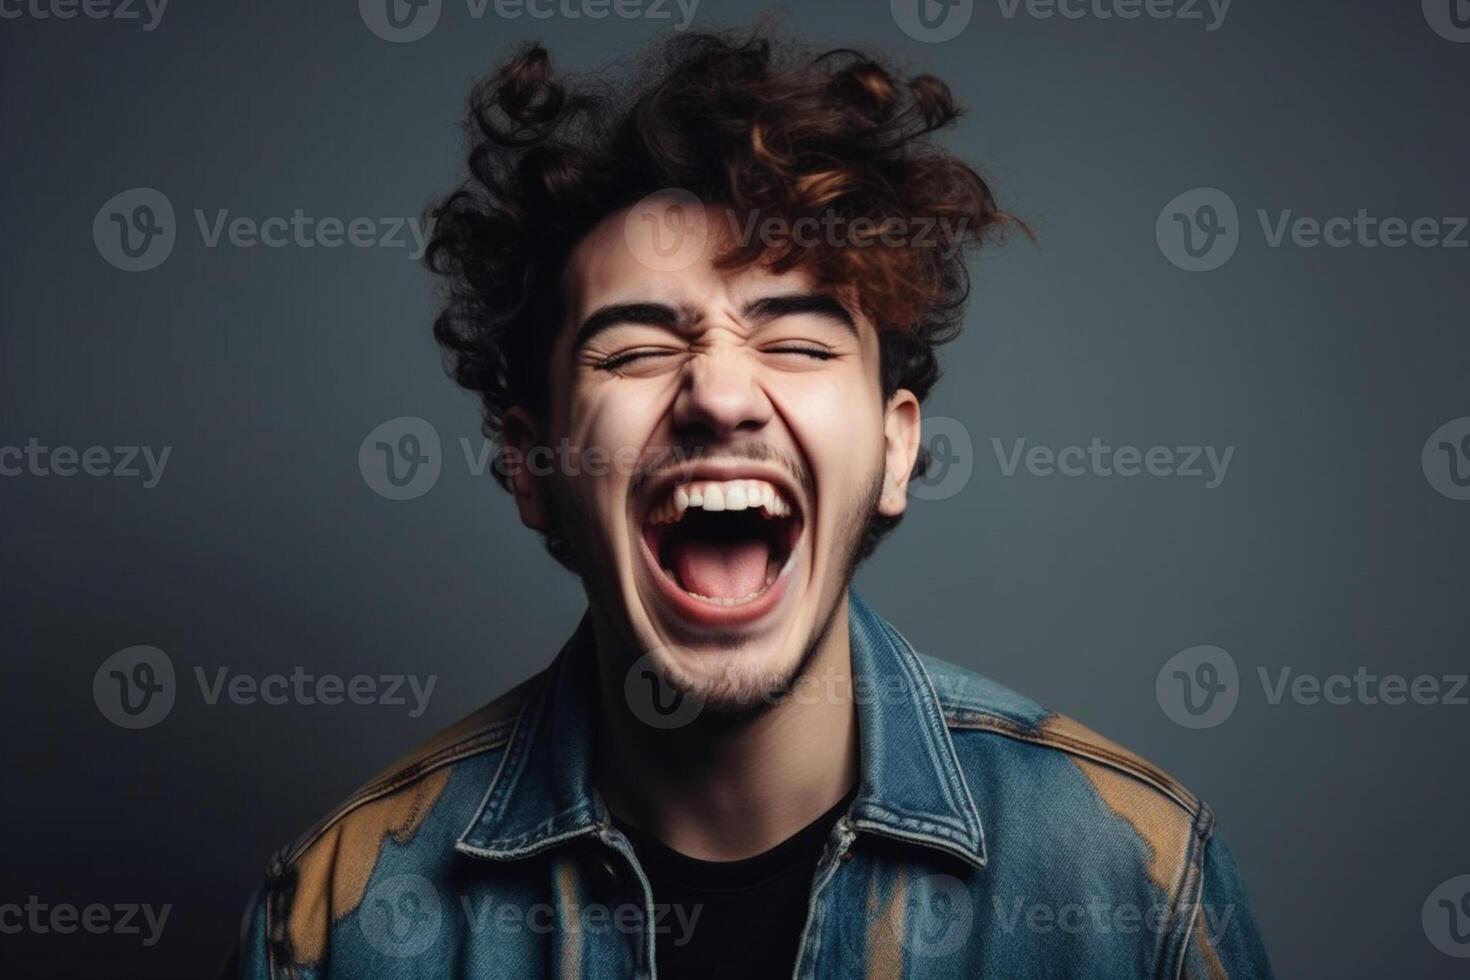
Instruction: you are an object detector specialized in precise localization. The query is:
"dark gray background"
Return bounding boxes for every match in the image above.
[2,0,1467,976]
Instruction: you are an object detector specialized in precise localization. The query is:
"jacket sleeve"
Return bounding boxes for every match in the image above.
[218,881,275,980]
[1178,828,1275,980]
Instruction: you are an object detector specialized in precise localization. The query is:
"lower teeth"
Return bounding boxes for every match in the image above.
[683,588,762,606]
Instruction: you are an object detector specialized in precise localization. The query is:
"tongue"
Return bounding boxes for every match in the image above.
[669,536,771,599]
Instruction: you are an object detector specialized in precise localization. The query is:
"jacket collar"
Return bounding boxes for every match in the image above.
[455,590,987,869]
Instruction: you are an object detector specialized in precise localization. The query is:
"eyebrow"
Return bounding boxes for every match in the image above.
[742,292,857,335]
[572,291,857,351]
[573,302,684,351]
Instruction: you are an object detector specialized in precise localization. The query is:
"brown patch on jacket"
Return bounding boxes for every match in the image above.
[863,866,908,980]
[264,676,539,974]
[283,766,451,965]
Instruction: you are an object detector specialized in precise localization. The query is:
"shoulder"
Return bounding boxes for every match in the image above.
[915,651,1216,908]
[256,671,544,973]
[920,652,1204,817]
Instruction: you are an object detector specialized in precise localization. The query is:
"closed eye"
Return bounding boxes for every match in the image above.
[594,348,680,372]
[763,344,837,360]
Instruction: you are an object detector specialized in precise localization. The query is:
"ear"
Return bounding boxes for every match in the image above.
[501,406,549,532]
[878,389,922,518]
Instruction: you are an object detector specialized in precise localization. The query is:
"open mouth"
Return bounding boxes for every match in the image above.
[639,478,803,621]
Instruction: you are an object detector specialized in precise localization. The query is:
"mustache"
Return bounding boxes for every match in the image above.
[628,443,815,504]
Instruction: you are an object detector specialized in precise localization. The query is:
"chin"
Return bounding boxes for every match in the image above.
[641,632,812,716]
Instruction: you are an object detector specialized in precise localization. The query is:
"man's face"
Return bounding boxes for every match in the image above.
[508,199,920,711]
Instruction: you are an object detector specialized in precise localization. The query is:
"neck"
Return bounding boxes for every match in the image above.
[592,598,859,861]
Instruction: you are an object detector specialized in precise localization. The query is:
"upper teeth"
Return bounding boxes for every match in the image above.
[647,479,792,524]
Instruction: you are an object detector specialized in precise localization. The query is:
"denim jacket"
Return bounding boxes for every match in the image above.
[225,592,1274,978]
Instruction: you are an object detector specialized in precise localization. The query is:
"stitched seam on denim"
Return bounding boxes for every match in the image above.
[875,618,985,848]
[854,803,971,841]
[792,825,847,980]
[1152,800,1202,977]
[456,818,600,860]
[878,620,963,817]
[908,656,988,860]
[931,692,1037,727]
[471,806,596,851]
[458,668,553,848]
[849,816,987,869]
[1171,899,1204,980]
[594,825,658,976]
[352,723,514,805]
[802,890,827,979]
[1163,805,1214,980]
[945,713,1201,816]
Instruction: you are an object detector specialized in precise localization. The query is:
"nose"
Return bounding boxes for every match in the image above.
[670,347,774,441]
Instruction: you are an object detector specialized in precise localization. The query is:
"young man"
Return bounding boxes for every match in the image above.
[226,31,1274,979]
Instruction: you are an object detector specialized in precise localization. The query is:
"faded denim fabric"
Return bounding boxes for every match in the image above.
[224,591,1274,978]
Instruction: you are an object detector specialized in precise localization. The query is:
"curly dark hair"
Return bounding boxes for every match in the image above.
[424,27,1019,561]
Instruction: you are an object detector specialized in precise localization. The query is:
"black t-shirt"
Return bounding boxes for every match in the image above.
[616,788,857,980]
